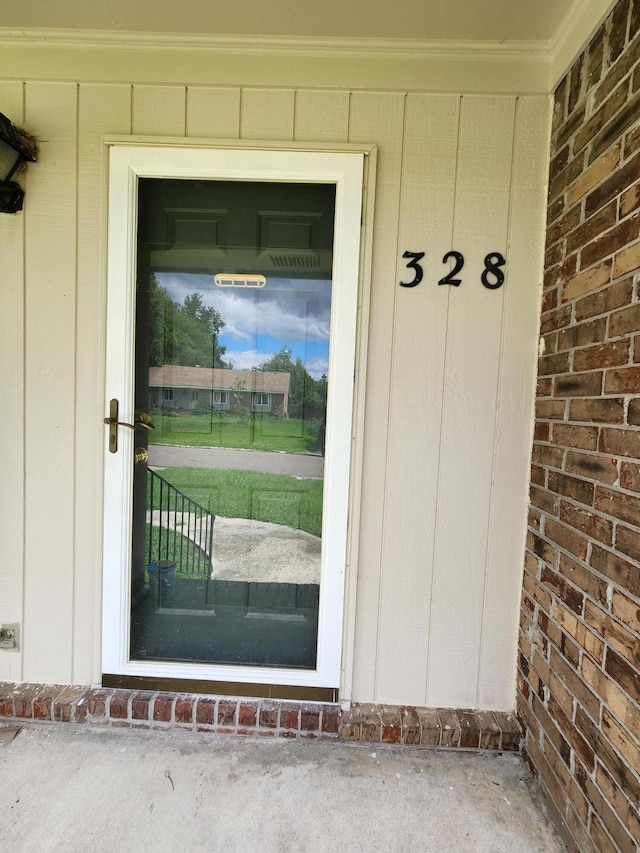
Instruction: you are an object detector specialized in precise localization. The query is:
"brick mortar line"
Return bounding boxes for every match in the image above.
[519,601,639,750]
[522,558,596,615]
[525,530,640,599]
[539,487,640,519]
[534,419,635,428]
[540,267,638,300]
[555,151,640,222]
[522,555,628,624]
[522,741,573,823]
[523,552,605,621]
[524,720,637,850]
[557,213,640,263]
[532,518,627,569]
[518,624,621,727]
[518,628,640,744]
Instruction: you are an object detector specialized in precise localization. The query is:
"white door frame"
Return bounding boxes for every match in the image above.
[102,140,373,690]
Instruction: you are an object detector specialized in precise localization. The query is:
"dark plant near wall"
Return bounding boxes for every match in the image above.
[0,112,38,213]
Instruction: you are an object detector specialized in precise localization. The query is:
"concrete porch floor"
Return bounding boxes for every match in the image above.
[0,723,565,852]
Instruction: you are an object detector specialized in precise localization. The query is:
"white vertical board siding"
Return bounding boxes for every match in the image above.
[426,97,517,708]
[74,84,132,683]
[240,89,295,140]
[374,95,461,704]
[294,91,351,143]
[22,83,78,682]
[476,96,552,708]
[132,86,186,135]
[0,82,26,681]
[4,72,549,706]
[186,88,241,138]
[347,92,406,700]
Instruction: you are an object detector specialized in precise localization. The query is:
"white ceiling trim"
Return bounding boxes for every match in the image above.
[0,28,550,59]
[0,28,553,93]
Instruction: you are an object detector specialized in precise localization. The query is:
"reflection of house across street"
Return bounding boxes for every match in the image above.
[149,365,291,419]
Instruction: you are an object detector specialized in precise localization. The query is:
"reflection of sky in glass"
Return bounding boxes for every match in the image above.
[157,273,331,378]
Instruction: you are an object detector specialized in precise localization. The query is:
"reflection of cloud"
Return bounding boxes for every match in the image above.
[213,292,256,343]
[157,273,208,305]
[224,349,275,370]
[223,349,328,378]
[305,356,329,380]
[156,272,331,376]
[218,290,329,345]
[157,273,331,345]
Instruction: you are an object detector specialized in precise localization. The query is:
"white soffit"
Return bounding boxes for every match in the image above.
[0,0,618,93]
[0,0,576,42]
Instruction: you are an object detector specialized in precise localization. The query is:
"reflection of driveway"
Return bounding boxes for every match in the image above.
[148,444,324,479]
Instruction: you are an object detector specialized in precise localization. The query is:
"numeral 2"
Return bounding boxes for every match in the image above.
[438,251,464,287]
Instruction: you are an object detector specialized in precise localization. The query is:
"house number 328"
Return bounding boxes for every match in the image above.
[400,251,506,289]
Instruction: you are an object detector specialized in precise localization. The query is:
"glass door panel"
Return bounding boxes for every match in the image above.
[130,178,335,670]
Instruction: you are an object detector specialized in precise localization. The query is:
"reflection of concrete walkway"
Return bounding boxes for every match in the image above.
[147,509,321,585]
[149,444,324,479]
[214,517,321,585]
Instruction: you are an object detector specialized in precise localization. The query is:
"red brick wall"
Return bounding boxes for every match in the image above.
[518,2,640,851]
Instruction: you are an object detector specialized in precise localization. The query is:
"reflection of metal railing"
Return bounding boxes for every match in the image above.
[146,468,215,578]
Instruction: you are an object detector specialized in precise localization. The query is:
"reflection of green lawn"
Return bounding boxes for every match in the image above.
[151,467,323,538]
[149,413,318,453]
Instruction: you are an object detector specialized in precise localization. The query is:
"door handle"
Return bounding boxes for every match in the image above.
[104,399,154,453]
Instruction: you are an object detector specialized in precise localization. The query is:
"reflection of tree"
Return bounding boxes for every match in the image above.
[230,377,250,419]
[259,347,324,416]
[148,276,229,368]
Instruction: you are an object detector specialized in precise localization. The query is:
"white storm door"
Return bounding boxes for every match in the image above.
[102,143,364,690]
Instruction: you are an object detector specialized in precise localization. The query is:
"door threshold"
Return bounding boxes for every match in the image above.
[102,674,338,702]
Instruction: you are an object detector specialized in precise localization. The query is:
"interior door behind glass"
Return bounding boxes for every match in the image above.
[129,178,335,670]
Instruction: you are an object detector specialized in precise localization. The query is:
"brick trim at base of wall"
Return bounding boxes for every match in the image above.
[0,682,521,750]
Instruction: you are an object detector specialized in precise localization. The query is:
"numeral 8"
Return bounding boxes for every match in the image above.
[481,252,506,289]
